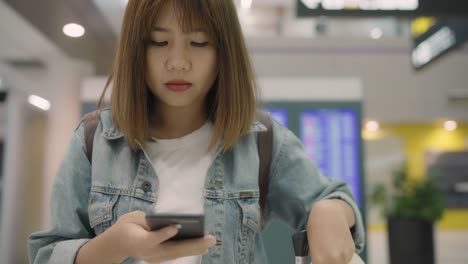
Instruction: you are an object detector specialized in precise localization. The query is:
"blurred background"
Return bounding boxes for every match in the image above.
[0,0,467,263]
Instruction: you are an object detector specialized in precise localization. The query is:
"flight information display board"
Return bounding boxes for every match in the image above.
[300,109,361,205]
[265,108,289,128]
[260,102,367,264]
[265,104,363,206]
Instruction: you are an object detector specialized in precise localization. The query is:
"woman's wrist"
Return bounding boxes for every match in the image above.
[75,224,129,264]
[105,223,132,262]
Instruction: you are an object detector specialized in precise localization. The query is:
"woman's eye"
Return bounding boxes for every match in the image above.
[191,41,209,47]
[150,41,168,47]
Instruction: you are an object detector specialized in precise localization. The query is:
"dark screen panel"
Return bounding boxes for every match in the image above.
[297,0,468,17]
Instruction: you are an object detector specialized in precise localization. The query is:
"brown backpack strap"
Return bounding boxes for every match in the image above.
[83,110,99,164]
[256,111,274,213]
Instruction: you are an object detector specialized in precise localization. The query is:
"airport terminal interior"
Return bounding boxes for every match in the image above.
[0,0,467,263]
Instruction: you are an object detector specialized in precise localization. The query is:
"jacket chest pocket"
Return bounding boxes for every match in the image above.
[88,190,120,235]
[203,190,261,264]
[88,186,157,236]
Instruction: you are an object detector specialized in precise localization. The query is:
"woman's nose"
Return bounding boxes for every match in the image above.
[166,48,191,72]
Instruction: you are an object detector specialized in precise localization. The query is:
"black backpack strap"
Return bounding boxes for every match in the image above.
[83,110,99,164]
[256,111,274,213]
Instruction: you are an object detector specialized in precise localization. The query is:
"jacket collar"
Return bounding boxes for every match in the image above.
[101,127,124,140]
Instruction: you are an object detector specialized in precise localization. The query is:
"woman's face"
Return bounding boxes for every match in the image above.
[146,3,218,110]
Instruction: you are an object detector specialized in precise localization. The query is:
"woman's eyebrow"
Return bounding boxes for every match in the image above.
[153,26,169,32]
[152,26,207,33]
[191,27,208,33]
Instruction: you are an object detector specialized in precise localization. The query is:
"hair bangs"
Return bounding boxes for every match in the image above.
[145,0,218,45]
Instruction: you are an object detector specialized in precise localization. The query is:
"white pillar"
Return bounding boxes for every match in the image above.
[41,60,92,228]
[0,58,92,264]
[0,90,29,263]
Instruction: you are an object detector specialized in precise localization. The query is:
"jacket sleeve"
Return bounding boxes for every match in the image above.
[264,121,365,253]
[28,121,94,264]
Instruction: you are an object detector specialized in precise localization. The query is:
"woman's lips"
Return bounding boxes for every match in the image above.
[165,80,192,92]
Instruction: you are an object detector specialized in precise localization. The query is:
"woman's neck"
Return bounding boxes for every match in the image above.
[150,103,208,140]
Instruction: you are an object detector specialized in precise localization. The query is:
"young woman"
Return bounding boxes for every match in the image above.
[29,1,365,263]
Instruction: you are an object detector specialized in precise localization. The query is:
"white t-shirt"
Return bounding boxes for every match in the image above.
[143,122,218,264]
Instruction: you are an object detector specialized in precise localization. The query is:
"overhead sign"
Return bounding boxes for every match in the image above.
[297,0,468,17]
[412,19,468,70]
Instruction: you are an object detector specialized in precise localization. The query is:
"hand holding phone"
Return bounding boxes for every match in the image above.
[100,211,214,263]
[145,213,205,241]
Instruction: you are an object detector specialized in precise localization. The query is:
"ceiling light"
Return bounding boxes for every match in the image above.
[63,23,85,38]
[444,120,457,131]
[28,95,51,111]
[370,27,383,39]
[365,120,380,132]
[241,0,253,9]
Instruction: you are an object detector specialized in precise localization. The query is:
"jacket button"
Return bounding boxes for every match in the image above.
[141,181,152,192]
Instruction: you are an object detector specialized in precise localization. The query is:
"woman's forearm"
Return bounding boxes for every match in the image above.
[309,199,356,228]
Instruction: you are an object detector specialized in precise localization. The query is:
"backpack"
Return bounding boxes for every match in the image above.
[82,110,273,213]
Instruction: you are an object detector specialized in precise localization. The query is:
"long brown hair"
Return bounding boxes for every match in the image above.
[98,0,257,151]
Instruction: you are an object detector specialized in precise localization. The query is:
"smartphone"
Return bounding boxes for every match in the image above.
[145,213,205,241]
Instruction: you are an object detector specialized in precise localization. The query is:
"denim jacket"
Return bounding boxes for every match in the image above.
[28,108,365,264]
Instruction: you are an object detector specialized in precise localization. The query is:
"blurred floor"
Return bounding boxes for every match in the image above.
[368,230,468,264]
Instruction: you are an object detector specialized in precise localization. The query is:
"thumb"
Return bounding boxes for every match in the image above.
[122,211,152,231]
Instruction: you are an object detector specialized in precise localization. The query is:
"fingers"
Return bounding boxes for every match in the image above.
[147,225,181,245]
[121,211,152,231]
[157,235,217,260]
